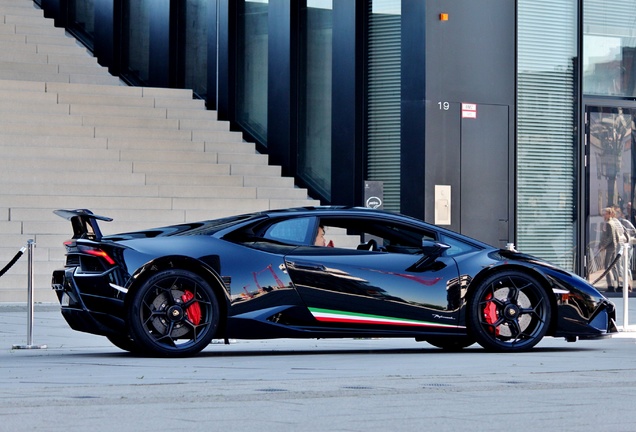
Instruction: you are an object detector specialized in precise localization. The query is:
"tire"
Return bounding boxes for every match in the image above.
[425,336,475,351]
[107,335,140,353]
[127,269,220,357]
[468,271,551,352]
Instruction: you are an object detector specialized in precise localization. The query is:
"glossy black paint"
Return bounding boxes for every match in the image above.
[51,207,617,356]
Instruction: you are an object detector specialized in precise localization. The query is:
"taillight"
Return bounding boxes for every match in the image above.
[77,245,116,265]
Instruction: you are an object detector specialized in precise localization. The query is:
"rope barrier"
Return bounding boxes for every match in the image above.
[0,245,26,278]
[592,250,623,285]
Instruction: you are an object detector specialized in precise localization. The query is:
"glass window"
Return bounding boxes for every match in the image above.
[316,217,435,254]
[122,0,151,85]
[179,0,209,99]
[67,0,94,49]
[237,0,269,144]
[517,0,578,270]
[298,0,333,200]
[264,217,314,245]
[439,234,480,257]
[366,0,401,212]
[586,106,635,293]
[583,0,636,97]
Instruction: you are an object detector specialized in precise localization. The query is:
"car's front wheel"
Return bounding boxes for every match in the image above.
[468,271,551,352]
[127,269,220,357]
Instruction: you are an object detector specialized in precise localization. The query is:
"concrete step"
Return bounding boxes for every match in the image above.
[81,115,180,130]
[0,79,46,91]
[0,101,70,115]
[9,207,186,224]
[0,8,49,19]
[95,126,192,141]
[0,145,117,160]
[14,23,68,37]
[57,92,156,108]
[0,158,133,173]
[0,112,81,126]
[132,161,231,176]
[119,148,217,163]
[0,194,174,210]
[1,183,159,197]
[168,108,218,120]
[27,33,80,47]
[0,60,59,74]
[0,135,106,149]
[106,138,205,152]
[0,123,93,136]
[0,68,72,83]
[70,104,169,119]
[0,170,146,185]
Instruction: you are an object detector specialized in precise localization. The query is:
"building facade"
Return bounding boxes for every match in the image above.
[37,0,636,293]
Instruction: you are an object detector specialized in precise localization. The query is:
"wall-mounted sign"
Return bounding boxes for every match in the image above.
[364,181,383,209]
[461,103,477,119]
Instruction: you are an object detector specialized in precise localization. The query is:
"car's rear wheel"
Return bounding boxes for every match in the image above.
[468,271,551,352]
[127,269,220,357]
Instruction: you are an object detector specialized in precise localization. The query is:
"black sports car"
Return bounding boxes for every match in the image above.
[51,207,617,357]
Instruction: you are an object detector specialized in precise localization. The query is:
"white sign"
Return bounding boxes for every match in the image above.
[461,102,477,119]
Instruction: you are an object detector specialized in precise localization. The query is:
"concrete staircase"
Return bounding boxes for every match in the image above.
[0,0,318,303]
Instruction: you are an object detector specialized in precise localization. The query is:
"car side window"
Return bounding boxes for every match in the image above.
[264,217,314,245]
[316,217,435,254]
[439,234,479,256]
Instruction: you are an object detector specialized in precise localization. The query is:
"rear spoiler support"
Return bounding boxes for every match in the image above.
[53,209,113,241]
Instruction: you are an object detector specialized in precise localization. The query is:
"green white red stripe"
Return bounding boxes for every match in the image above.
[309,307,460,329]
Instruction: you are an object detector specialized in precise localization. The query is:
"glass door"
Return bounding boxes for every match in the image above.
[586,105,635,294]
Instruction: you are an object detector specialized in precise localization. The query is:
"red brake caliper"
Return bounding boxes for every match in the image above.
[181,291,202,325]
[483,293,500,335]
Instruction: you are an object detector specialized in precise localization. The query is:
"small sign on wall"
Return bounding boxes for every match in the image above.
[461,103,477,119]
[435,185,451,225]
[364,181,383,209]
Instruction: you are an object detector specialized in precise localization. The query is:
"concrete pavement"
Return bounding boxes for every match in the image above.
[1,300,636,432]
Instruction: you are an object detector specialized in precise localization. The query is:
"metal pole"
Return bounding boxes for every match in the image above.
[623,244,630,331]
[13,240,46,350]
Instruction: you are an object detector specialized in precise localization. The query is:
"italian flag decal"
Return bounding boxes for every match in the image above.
[309,307,459,329]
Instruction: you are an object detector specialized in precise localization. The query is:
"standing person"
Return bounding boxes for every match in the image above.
[616,207,634,291]
[598,207,623,292]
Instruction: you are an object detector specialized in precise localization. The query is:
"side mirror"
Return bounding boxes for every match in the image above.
[421,239,451,257]
[406,240,451,272]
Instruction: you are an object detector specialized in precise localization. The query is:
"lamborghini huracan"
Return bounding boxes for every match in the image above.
[51,207,617,357]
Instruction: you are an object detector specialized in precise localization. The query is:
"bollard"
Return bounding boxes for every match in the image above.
[623,243,631,331]
[12,240,46,350]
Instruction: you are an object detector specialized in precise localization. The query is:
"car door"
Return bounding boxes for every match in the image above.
[284,245,464,333]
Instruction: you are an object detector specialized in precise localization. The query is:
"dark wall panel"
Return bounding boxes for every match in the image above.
[331,1,363,206]
[400,0,427,218]
[148,0,171,87]
[206,0,218,110]
[217,0,234,121]
[267,0,294,174]
[93,0,116,72]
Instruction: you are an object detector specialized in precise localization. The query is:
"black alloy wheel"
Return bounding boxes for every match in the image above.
[468,271,551,352]
[128,269,220,357]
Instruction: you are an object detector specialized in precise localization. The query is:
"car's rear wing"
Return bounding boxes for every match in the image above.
[53,209,113,241]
